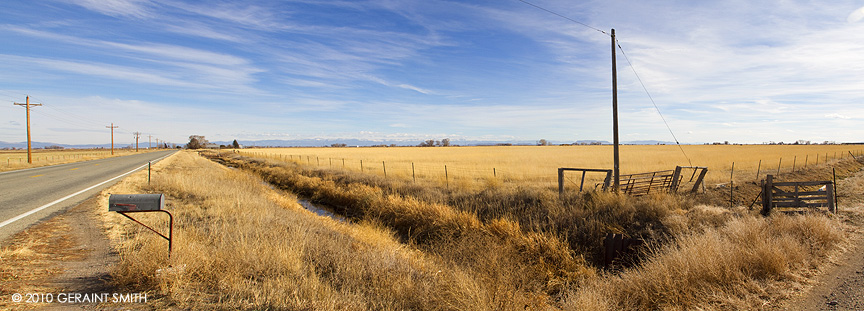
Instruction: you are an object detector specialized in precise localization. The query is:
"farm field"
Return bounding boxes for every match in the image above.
[0,148,163,172]
[237,144,864,188]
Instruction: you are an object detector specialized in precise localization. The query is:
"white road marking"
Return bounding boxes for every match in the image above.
[0,152,173,230]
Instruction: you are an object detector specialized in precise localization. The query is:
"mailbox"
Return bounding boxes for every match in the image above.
[109,194,165,211]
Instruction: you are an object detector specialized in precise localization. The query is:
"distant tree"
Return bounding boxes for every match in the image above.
[538,139,549,146]
[186,135,206,149]
[232,139,240,149]
[418,139,436,147]
[441,138,451,147]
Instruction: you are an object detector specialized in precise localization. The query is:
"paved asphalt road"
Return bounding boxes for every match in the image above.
[0,150,176,243]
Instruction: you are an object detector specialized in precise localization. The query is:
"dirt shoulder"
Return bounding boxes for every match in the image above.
[0,170,161,310]
[0,193,153,310]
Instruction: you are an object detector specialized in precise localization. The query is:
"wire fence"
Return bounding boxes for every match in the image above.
[233,148,864,191]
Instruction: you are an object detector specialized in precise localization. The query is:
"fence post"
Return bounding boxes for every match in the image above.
[792,156,796,172]
[832,168,838,213]
[558,168,564,197]
[412,162,416,183]
[445,165,449,189]
[580,170,587,192]
[361,160,364,172]
[493,168,497,178]
[383,161,387,178]
[777,158,782,175]
[755,160,761,180]
[761,175,773,216]
[730,162,734,208]
[804,155,808,169]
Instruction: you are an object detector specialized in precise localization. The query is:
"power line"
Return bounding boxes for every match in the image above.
[515,0,693,166]
[616,41,692,166]
[515,0,609,36]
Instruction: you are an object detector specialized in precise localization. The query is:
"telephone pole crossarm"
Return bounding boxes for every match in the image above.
[133,132,141,152]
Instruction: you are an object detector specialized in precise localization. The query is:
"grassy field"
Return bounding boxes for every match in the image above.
[0,148,163,172]
[103,152,861,310]
[236,144,864,187]
[99,149,864,310]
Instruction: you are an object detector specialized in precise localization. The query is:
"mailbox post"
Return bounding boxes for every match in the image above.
[109,194,173,259]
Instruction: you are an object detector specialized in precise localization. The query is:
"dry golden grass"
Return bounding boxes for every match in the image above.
[0,148,161,172]
[101,149,859,310]
[563,214,845,310]
[207,151,859,309]
[238,144,864,188]
[107,151,527,310]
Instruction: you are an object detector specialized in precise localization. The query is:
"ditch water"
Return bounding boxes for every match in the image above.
[210,156,345,222]
[260,180,345,222]
[297,199,344,221]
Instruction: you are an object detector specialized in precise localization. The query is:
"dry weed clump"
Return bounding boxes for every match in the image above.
[563,214,844,310]
[109,151,490,310]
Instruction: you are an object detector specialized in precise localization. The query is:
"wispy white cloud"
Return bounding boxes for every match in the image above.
[66,0,154,18]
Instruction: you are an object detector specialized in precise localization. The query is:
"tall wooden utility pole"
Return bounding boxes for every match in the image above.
[106,123,118,155]
[133,132,141,152]
[611,29,620,191]
[13,96,42,164]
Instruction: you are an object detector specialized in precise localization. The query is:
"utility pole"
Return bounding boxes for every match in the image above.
[13,96,42,164]
[611,29,620,192]
[106,123,118,155]
[133,132,141,152]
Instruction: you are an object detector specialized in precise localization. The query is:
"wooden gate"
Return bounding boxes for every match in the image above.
[620,166,707,196]
[557,166,707,196]
[760,174,836,215]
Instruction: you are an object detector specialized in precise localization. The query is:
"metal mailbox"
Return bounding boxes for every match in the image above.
[109,194,165,211]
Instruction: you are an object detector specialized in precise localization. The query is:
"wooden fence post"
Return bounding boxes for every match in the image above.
[777,158,782,175]
[383,161,387,178]
[558,168,564,197]
[730,162,734,208]
[445,165,449,189]
[755,160,761,180]
[792,156,796,172]
[761,174,773,216]
[412,162,416,183]
[832,168,838,213]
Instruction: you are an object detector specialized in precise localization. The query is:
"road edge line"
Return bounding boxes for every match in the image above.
[0,151,174,229]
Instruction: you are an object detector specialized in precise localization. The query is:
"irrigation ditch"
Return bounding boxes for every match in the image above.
[201,150,864,270]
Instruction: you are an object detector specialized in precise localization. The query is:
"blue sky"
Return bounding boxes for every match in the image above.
[1,0,863,146]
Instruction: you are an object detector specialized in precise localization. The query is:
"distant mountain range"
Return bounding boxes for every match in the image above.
[1,139,679,149]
